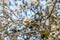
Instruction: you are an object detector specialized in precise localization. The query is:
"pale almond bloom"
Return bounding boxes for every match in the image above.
[48,37,54,40]
[58,35,60,39]
[51,24,56,31]
[56,25,60,29]
[23,17,31,25]
[31,0,37,3]
[13,8,19,13]
[30,0,38,5]
[49,6,53,14]
[50,32,57,38]
[2,20,8,25]
[2,0,8,4]
[2,9,8,13]
[56,2,60,6]
[42,11,46,16]
[51,24,60,31]
[45,19,49,26]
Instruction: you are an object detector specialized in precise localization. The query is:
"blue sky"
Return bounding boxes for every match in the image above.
[4,0,47,20]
